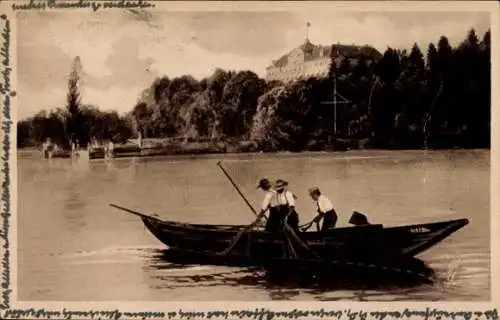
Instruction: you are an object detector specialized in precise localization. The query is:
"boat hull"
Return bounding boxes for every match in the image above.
[140,216,469,262]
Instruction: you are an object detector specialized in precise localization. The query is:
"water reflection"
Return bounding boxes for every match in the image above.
[143,249,440,301]
[63,189,87,233]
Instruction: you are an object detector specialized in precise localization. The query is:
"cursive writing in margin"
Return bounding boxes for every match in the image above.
[12,0,155,12]
[1,308,499,320]
[0,13,15,311]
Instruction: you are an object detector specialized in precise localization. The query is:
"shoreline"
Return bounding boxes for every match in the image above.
[17,145,490,160]
[18,132,490,159]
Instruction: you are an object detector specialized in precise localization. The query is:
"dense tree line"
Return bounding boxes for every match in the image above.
[368,28,490,149]
[18,28,490,151]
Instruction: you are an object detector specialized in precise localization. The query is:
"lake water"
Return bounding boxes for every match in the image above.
[17,149,490,301]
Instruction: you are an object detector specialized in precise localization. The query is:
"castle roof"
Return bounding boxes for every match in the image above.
[267,40,382,69]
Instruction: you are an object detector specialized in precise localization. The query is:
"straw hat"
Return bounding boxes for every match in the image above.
[274,179,289,190]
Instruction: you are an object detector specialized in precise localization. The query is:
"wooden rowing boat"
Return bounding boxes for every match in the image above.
[110,204,468,269]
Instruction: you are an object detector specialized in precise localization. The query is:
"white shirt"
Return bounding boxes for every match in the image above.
[315,194,333,213]
[261,190,277,211]
[275,190,295,207]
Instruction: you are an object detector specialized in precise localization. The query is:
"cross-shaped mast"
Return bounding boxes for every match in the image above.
[321,74,351,135]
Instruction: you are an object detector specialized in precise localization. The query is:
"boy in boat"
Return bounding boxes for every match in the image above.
[274,179,299,232]
[308,187,338,232]
[255,178,277,231]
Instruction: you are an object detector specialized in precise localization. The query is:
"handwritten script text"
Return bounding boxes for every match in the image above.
[0,13,14,311]
[0,308,498,320]
[12,0,155,12]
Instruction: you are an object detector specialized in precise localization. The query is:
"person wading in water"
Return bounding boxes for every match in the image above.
[308,187,338,232]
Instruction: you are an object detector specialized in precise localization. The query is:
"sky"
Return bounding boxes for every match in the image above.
[17,6,490,120]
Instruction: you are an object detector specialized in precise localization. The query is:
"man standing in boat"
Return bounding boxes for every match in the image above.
[255,178,300,232]
[308,187,338,232]
[274,179,299,231]
[255,178,278,231]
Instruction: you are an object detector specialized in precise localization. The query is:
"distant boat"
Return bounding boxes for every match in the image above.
[89,143,141,160]
[126,138,142,147]
[51,150,71,158]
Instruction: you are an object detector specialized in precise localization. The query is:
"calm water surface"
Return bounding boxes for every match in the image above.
[17,150,490,301]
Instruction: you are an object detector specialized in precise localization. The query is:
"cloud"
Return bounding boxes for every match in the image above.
[146,39,275,80]
[287,11,489,52]
[85,38,158,89]
[81,86,147,113]
[182,11,299,57]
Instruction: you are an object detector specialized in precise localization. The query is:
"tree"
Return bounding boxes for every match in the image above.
[375,48,401,85]
[370,47,402,147]
[182,91,219,139]
[452,29,490,146]
[426,43,439,78]
[153,76,171,103]
[219,71,266,137]
[251,78,330,151]
[207,68,234,101]
[431,36,454,132]
[66,56,83,146]
[422,42,442,143]
[131,102,153,138]
[437,36,453,78]
[17,119,33,147]
[408,44,425,78]
[402,44,425,121]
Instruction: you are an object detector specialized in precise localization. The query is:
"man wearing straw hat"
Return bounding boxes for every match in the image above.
[273,179,299,231]
[255,178,299,232]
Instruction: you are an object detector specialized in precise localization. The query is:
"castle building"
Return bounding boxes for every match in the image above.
[265,39,381,83]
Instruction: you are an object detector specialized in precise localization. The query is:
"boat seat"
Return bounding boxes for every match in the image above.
[349,211,370,226]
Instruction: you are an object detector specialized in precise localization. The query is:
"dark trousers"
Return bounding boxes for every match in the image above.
[265,206,299,232]
[321,209,338,232]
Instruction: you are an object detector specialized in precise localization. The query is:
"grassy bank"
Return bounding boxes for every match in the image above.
[116,137,364,156]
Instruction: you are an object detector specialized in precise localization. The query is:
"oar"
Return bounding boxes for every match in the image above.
[216,161,268,256]
[109,203,162,222]
[216,161,316,258]
[217,161,266,221]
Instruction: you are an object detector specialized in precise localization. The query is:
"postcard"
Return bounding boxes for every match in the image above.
[1,1,498,319]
